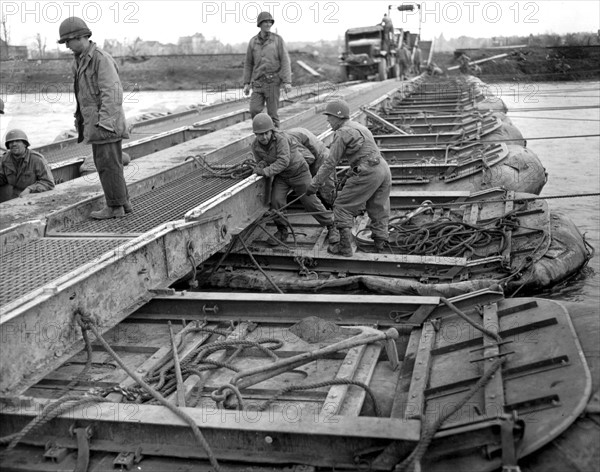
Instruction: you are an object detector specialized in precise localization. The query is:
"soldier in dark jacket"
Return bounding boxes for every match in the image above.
[0,129,54,200]
[243,11,292,128]
[251,114,336,246]
[58,16,131,219]
[307,101,391,257]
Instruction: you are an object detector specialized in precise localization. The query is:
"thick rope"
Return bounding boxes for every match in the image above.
[396,357,505,471]
[75,312,222,472]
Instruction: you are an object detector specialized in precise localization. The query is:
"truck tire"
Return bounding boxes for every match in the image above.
[339,65,348,82]
[378,60,388,81]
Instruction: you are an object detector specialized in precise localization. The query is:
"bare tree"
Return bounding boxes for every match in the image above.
[1,13,9,45]
[33,33,46,59]
[128,37,142,56]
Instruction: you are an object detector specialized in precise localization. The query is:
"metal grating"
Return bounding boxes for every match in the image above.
[0,239,124,308]
[55,169,248,234]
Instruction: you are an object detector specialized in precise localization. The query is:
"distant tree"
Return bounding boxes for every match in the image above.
[32,33,46,59]
[128,37,142,56]
[1,12,9,45]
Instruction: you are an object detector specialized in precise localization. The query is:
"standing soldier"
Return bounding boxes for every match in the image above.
[307,101,392,257]
[243,11,292,128]
[286,127,337,208]
[397,43,411,80]
[0,129,55,200]
[251,114,336,246]
[58,16,132,219]
[412,46,422,75]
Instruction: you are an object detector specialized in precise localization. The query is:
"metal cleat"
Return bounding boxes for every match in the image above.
[113,446,143,470]
[43,440,69,463]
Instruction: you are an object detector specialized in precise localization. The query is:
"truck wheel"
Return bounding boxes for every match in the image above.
[378,61,388,81]
[339,65,348,82]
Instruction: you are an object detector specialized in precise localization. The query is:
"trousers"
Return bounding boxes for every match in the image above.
[271,167,333,229]
[334,158,391,241]
[92,140,129,207]
[250,77,282,127]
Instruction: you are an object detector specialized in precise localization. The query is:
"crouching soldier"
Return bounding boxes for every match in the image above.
[0,129,55,201]
[286,127,337,208]
[251,113,337,246]
[307,100,391,257]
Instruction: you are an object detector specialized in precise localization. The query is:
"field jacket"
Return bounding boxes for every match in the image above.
[72,42,129,144]
[0,149,55,197]
[243,32,292,85]
[252,131,308,179]
[312,120,381,187]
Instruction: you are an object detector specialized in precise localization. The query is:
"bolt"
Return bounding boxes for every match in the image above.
[264,436,273,444]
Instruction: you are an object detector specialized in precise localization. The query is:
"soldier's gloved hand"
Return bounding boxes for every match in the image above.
[19,188,31,197]
[283,83,292,93]
[306,183,318,196]
[243,84,251,96]
[254,166,266,176]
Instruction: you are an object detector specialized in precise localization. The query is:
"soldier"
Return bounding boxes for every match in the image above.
[307,101,392,257]
[286,127,337,208]
[251,114,336,246]
[58,16,132,219]
[397,43,412,80]
[243,11,292,128]
[0,129,55,200]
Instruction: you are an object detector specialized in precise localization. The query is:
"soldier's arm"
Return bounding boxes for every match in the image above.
[27,156,55,193]
[96,54,124,132]
[277,37,292,85]
[312,131,345,187]
[263,137,291,177]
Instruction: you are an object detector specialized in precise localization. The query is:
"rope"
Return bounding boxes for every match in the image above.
[396,357,505,471]
[0,395,111,455]
[54,319,94,398]
[390,192,600,211]
[74,312,222,472]
[257,379,382,417]
[185,154,255,179]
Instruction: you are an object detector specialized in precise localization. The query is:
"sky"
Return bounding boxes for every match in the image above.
[2,0,600,49]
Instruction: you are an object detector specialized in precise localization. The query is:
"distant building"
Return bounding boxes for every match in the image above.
[0,39,28,61]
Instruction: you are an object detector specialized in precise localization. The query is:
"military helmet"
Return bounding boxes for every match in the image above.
[323,100,350,119]
[252,113,275,134]
[5,129,30,148]
[58,16,92,44]
[0,97,4,114]
[257,11,274,26]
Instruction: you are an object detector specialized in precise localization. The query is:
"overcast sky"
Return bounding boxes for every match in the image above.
[3,0,600,48]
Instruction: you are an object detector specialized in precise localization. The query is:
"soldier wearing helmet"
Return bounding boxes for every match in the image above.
[242,11,292,128]
[58,16,132,219]
[251,113,336,246]
[306,100,392,256]
[0,129,55,200]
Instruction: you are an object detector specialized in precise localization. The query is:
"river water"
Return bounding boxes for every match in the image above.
[1,82,598,303]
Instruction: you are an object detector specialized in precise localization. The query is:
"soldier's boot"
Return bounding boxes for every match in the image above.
[326,225,340,244]
[374,239,388,253]
[123,201,133,214]
[327,227,353,257]
[90,206,125,220]
[267,227,289,246]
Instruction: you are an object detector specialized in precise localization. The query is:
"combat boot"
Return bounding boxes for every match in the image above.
[326,225,340,244]
[327,227,353,257]
[374,239,388,253]
[267,227,289,246]
[123,201,133,213]
[90,206,125,220]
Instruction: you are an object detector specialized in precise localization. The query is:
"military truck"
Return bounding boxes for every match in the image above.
[338,25,401,81]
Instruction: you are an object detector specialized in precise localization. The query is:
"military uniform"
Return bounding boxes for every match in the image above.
[252,131,333,232]
[312,121,391,242]
[0,149,55,199]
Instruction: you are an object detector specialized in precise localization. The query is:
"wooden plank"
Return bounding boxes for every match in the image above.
[338,344,383,417]
[405,322,436,418]
[322,345,367,415]
[482,303,505,417]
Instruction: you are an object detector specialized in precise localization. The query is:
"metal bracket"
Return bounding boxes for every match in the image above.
[113,446,143,470]
[43,440,69,463]
[69,424,93,472]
